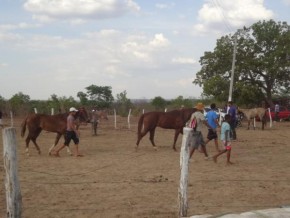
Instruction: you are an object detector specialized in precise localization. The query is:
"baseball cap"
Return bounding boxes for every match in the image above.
[69,107,78,112]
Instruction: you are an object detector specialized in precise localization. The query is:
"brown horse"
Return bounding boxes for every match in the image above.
[21,108,89,156]
[89,109,109,135]
[136,108,196,151]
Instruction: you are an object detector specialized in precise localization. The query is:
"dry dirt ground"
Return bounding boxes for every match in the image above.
[1,115,290,218]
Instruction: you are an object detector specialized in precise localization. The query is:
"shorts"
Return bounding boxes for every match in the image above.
[207,129,217,140]
[64,130,79,145]
[190,131,205,149]
[222,141,231,150]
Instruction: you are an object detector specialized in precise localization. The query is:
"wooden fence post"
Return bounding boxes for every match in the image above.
[3,127,22,218]
[178,127,192,217]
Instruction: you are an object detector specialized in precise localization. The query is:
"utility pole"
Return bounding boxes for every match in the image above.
[228,34,237,102]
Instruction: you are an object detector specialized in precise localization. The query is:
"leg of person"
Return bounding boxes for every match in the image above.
[226,144,233,165]
[53,144,67,157]
[189,147,196,159]
[72,133,83,157]
[74,144,83,157]
[232,129,236,140]
[200,144,209,159]
[212,149,227,163]
[199,132,209,159]
[214,138,220,152]
[200,138,210,153]
[53,131,71,156]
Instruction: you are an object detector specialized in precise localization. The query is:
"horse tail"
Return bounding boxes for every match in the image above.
[21,116,28,137]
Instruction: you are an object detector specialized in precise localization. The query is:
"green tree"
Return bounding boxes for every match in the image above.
[85,85,114,108]
[194,19,290,107]
[151,96,167,110]
[9,92,30,114]
[171,96,194,108]
[47,94,61,113]
[115,90,133,116]
[77,91,89,106]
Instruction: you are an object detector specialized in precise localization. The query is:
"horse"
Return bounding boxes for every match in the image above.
[89,109,109,135]
[21,108,89,156]
[136,108,196,151]
[238,107,267,130]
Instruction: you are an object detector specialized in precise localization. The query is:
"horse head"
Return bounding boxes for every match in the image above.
[77,107,90,123]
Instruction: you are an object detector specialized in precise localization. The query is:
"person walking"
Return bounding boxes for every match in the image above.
[187,102,211,160]
[204,103,220,152]
[227,101,237,140]
[212,114,233,165]
[53,107,83,157]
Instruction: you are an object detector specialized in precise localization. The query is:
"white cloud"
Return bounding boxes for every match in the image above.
[0,63,8,67]
[24,0,140,22]
[149,33,170,47]
[283,0,290,6]
[193,0,274,34]
[172,57,196,64]
[155,3,175,9]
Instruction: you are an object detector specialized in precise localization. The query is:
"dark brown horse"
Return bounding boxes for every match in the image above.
[21,108,89,156]
[136,108,196,151]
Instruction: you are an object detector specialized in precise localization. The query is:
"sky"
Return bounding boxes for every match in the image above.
[1,0,290,101]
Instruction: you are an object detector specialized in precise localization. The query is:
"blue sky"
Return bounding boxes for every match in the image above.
[1,0,290,100]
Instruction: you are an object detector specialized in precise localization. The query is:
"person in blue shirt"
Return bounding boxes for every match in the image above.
[227,101,237,140]
[205,103,220,152]
[212,114,233,165]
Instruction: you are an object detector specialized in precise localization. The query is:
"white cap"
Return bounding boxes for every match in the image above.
[69,107,78,112]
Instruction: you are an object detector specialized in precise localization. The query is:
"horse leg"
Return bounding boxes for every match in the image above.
[26,128,42,155]
[149,128,157,150]
[31,138,41,155]
[25,136,31,156]
[136,129,149,147]
[48,133,62,155]
[172,130,180,151]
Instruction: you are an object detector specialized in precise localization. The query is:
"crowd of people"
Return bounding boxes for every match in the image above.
[187,101,238,165]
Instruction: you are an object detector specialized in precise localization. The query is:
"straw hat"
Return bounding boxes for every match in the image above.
[195,102,205,111]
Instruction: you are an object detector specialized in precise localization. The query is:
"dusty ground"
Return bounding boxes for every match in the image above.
[1,115,290,218]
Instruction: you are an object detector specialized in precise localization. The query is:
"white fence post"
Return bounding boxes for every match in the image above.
[128,109,132,129]
[218,108,222,125]
[114,109,117,129]
[178,127,192,217]
[10,111,14,127]
[51,108,54,115]
[3,127,22,218]
[34,108,38,114]
[268,108,272,128]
